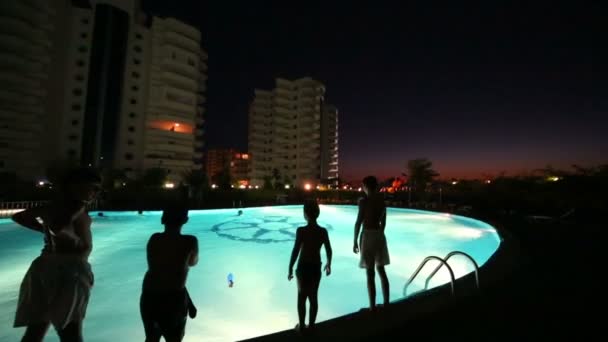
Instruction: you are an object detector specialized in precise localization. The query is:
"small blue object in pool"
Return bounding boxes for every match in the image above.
[227,273,234,287]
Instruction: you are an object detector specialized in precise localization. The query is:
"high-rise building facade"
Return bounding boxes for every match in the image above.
[248,77,338,187]
[0,0,206,182]
[206,148,250,183]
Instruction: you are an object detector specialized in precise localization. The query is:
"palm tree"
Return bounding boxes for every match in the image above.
[406,158,439,192]
[181,169,209,205]
[272,168,282,189]
[141,168,167,188]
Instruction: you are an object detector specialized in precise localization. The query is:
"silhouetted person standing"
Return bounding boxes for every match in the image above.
[140,206,198,342]
[288,200,332,333]
[353,176,390,311]
[12,167,101,342]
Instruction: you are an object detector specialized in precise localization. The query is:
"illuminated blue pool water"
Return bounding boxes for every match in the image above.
[0,205,500,341]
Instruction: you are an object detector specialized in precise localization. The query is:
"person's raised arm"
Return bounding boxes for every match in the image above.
[288,228,302,280]
[11,206,46,232]
[188,237,199,267]
[323,229,333,276]
[353,198,364,253]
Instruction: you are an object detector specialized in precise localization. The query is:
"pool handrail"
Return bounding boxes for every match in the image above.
[424,251,480,291]
[403,255,456,297]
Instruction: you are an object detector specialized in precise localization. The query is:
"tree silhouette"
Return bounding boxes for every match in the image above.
[405,158,439,192]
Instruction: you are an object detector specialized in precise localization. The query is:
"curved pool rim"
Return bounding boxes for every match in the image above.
[0,205,506,342]
[241,205,509,341]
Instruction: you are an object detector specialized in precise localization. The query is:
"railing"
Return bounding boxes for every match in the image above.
[424,251,480,291]
[0,200,99,218]
[403,256,456,297]
[0,201,49,218]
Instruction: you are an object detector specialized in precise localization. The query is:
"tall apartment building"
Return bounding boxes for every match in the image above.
[206,148,250,183]
[0,0,206,182]
[0,0,70,180]
[248,77,339,188]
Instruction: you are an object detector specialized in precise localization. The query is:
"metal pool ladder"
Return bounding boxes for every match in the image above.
[402,251,480,297]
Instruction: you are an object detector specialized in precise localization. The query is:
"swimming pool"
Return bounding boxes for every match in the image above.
[0,205,501,341]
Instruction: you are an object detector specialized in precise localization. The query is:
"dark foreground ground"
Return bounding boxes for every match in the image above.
[379,216,604,341]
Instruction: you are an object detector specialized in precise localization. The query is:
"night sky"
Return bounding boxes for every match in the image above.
[144,1,603,181]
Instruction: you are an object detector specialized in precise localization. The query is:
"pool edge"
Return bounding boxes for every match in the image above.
[238,213,521,342]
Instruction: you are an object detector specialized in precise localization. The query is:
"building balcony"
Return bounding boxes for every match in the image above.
[162,18,201,42]
[148,110,195,124]
[0,35,50,64]
[0,18,52,47]
[0,51,46,74]
[1,2,55,28]
[161,58,200,80]
[146,127,195,141]
[161,72,198,92]
[145,142,193,154]
[144,158,193,170]
[164,31,200,53]
[275,87,296,99]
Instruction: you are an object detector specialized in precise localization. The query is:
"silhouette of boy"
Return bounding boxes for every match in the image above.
[140,206,198,342]
[288,200,332,333]
[353,176,390,311]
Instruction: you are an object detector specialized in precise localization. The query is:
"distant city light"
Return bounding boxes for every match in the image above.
[285,184,290,189]
[548,176,560,182]
[485,179,491,184]
[164,182,175,189]
[239,184,246,189]
[357,187,362,192]
[231,185,235,188]
[248,185,253,189]
[451,181,458,185]
[211,184,217,189]
[175,123,180,127]
[254,185,259,189]
[304,183,312,191]
[316,185,321,190]
[38,181,44,186]
[122,182,126,186]
[343,185,348,190]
